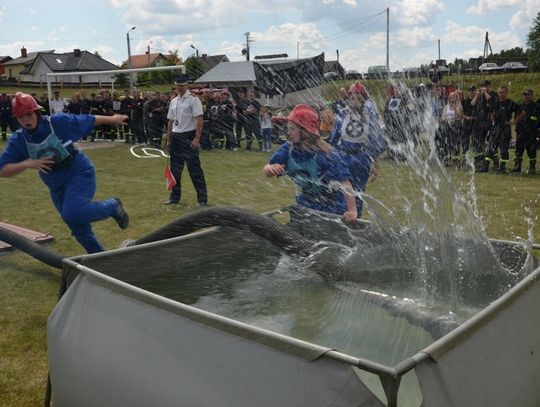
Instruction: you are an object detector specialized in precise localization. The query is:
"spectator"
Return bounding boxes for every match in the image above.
[244,91,263,151]
[216,91,237,150]
[234,88,248,148]
[512,89,539,174]
[471,80,498,169]
[164,76,208,206]
[49,91,69,115]
[439,91,464,165]
[260,105,273,152]
[479,85,519,173]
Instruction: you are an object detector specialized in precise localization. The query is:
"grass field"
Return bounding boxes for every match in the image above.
[1,72,540,405]
[0,138,538,406]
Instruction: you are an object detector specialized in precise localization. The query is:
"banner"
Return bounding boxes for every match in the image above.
[253,53,325,97]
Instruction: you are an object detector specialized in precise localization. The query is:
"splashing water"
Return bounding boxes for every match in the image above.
[306,80,537,313]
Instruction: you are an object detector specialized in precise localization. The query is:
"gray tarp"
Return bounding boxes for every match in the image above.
[415,264,540,406]
[48,266,384,407]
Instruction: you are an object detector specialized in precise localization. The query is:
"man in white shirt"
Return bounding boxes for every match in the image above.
[164,76,207,206]
[49,91,69,115]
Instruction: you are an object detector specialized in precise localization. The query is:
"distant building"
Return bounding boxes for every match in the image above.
[18,49,119,86]
[126,52,171,69]
[0,56,13,78]
[2,47,54,83]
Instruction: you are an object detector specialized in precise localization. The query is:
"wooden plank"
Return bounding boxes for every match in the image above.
[0,222,55,253]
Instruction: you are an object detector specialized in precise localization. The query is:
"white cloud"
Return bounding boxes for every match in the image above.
[252,22,327,55]
[393,0,445,27]
[509,0,540,29]
[442,20,522,51]
[466,0,520,15]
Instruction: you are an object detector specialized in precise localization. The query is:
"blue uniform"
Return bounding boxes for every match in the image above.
[329,105,386,215]
[0,114,119,253]
[269,142,351,215]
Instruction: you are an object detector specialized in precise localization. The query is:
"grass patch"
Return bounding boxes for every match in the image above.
[0,135,539,405]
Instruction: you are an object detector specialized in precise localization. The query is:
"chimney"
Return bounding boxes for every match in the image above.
[74,49,81,57]
[202,53,208,58]
[21,47,27,58]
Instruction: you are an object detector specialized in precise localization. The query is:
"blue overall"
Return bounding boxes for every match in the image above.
[269,142,351,215]
[0,114,119,253]
[329,106,386,215]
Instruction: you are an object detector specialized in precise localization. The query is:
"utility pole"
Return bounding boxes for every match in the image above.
[386,7,390,70]
[438,39,441,61]
[243,32,253,61]
[147,43,151,66]
[483,32,492,59]
[126,26,136,93]
[297,42,299,60]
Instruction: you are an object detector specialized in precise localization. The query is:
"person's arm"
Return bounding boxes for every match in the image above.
[339,179,358,224]
[165,119,173,152]
[263,163,286,177]
[93,114,128,127]
[0,157,55,177]
[191,115,203,149]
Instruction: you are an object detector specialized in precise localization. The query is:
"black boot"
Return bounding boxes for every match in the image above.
[492,156,500,172]
[511,159,522,173]
[477,160,489,173]
[530,160,536,175]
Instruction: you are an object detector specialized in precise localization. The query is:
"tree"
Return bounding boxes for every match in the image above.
[527,11,540,70]
[185,55,204,81]
[94,50,102,59]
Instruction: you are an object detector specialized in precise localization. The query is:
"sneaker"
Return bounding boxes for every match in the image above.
[112,197,129,229]
[198,202,207,207]
[163,199,179,205]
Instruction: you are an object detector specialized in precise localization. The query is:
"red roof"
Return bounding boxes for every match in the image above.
[127,53,169,69]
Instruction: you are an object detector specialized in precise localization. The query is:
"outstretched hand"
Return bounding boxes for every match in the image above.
[263,163,286,177]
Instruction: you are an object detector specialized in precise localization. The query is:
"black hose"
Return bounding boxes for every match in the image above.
[0,226,64,269]
[131,206,316,256]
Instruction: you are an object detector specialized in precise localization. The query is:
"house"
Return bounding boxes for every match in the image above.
[185,54,230,81]
[195,54,325,108]
[127,52,170,69]
[0,56,13,78]
[19,49,119,86]
[2,47,54,83]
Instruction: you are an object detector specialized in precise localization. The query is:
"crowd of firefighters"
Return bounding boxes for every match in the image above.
[0,78,538,174]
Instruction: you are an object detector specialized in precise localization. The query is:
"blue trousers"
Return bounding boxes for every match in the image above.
[342,152,371,216]
[169,131,208,204]
[49,166,118,254]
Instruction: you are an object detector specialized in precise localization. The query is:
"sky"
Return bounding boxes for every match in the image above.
[0,0,538,73]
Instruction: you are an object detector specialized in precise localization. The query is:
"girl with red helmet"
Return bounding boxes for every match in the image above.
[263,104,358,224]
[328,81,386,216]
[0,92,130,253]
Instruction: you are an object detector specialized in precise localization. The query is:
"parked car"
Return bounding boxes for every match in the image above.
[478,62,502,73]
[345,70,362,80]
[324,71,340,81]
[501,62,528,72]
[366,65,390,79]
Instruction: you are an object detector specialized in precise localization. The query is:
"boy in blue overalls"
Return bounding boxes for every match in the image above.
[0,92,130,253]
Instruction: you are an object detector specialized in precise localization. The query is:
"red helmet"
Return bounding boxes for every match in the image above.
[287,104,320,137]
[12,92,43,117]
[348,81,368,98]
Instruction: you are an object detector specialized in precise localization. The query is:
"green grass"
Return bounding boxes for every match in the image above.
[0,131,539,405]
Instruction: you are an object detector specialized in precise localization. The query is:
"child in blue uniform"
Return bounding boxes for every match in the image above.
[329,81,386,216]
[263,104,358,224]
[0,92,130,253]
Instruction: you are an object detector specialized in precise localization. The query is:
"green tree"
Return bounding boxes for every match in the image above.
[527,11,540,70]
[185,55,204,81]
